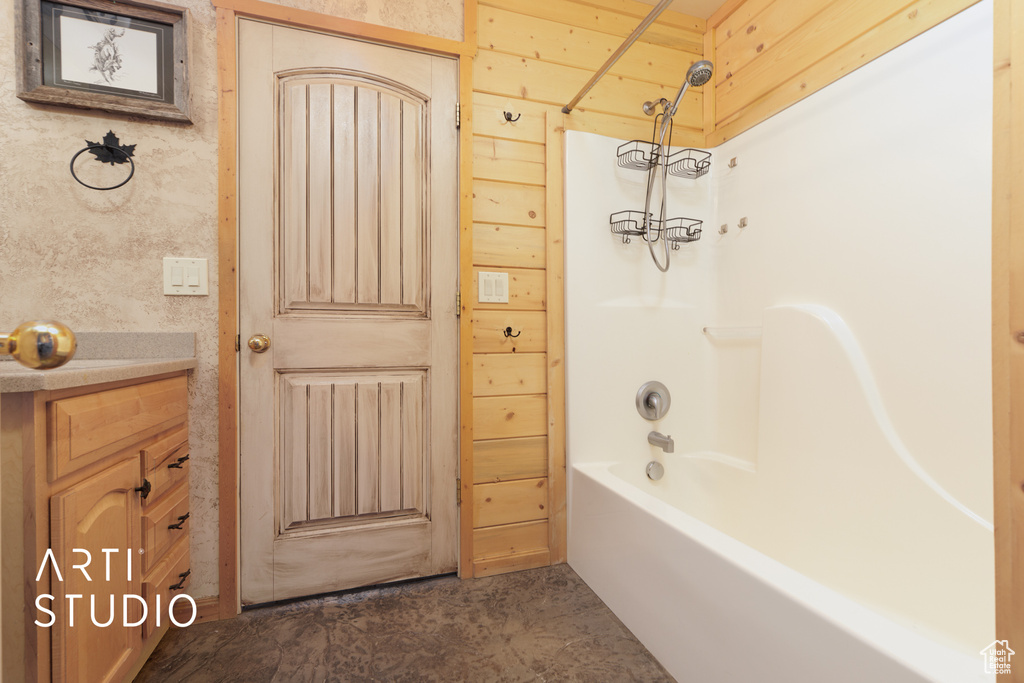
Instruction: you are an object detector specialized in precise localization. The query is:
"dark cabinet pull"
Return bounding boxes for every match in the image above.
[167,453,190,469]
[135,479,151,499]
[168,512,190,530]
[169,568,191,591]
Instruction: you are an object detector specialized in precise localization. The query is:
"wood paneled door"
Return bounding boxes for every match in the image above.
[237,19,459,604]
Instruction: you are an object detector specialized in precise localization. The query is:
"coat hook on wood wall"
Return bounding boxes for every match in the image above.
[503,326,521,338]
[70,130,136,191]
[503,111,521,123]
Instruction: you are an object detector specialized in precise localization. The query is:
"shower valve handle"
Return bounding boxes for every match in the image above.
[636,381,671,421]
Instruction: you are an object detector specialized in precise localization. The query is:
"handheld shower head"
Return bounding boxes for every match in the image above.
[658,60,714,140]
[686,60,714,88]
[643,62,713,119]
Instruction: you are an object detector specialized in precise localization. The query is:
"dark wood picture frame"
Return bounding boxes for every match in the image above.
[16,0,191,123]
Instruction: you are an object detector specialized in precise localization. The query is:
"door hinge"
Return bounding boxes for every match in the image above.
[456,101,461,129]
[235,334,240,352]
[456,477,462,506]
[456,291,461,317]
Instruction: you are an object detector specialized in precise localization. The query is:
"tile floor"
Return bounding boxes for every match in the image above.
[135,564,674,682]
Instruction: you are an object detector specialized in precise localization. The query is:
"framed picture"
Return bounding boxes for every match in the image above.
[16,0,191,123]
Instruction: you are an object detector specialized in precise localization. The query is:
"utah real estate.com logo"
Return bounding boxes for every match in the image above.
[981,640,1014,676]
[34,547,197,629]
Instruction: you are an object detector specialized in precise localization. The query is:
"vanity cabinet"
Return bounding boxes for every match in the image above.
[1,371,191,683]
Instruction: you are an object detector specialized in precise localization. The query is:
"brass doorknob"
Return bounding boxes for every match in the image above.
[247,334,271,353]
[0,320,77,369]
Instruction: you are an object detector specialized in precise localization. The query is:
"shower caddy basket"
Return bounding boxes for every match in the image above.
[610,139,710,247]
[609,211,702,248]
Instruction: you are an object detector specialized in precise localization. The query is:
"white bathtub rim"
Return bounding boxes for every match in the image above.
[571,461,989,683]
[672,449,758,473]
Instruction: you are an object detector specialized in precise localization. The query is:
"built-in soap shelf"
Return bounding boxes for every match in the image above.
[615,140,711,178]
[609,211,702,248]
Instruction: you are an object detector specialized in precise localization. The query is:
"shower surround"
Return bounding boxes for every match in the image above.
[565,2,995,681]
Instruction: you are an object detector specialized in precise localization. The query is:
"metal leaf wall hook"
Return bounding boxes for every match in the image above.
[70,130,136,191]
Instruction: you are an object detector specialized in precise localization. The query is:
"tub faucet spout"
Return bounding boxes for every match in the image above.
[647,431,674,453]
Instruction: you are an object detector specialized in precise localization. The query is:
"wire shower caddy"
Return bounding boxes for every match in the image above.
[609,115,710,248]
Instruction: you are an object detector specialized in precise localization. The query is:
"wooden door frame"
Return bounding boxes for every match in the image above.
[993,0,1023,672]
[214,0,477,619]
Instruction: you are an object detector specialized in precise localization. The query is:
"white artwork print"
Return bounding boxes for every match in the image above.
[58,15,158,94]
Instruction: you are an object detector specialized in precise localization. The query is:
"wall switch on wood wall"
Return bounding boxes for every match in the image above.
[478,271,509,303]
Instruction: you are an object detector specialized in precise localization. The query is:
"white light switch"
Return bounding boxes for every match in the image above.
[164,258,209,296]
[478,271,509,303]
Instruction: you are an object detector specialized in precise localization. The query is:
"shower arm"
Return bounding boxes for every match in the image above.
[562,0,674,114]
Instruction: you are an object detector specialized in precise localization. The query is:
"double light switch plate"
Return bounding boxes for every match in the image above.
[478,271,509,303]
[163,258,209,296]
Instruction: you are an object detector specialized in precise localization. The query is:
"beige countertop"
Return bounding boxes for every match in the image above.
[0,331,197,392]
[0,357,196,393]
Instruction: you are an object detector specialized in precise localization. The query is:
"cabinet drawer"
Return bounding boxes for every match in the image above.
[49,376,188,481]
[141,423,189,472]
[142,483,190,574]
[142,538,190,640]
[141,449,189,507]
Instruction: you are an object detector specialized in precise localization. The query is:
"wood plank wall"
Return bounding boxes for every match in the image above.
[705,0,982,146]
[467,0,704,577]
[476,0,707,148]
[993,0,1023,671]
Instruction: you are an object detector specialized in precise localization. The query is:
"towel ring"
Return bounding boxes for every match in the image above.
[70,144,135,191]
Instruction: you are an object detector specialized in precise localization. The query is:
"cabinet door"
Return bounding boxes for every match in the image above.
[50,457,142,683]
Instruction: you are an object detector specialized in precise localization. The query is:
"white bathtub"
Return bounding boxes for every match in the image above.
[569,460,990,683]
[565,304,994,682]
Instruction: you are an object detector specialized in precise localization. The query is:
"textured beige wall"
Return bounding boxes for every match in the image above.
[271,0,463,40]
[0,0,461,600]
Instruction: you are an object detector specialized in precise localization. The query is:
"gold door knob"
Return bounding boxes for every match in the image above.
[0,320,77,369]
[248,334,271,353]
